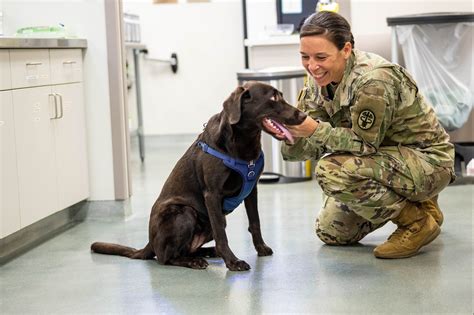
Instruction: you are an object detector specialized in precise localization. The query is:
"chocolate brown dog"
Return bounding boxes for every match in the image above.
[91,81,307,271]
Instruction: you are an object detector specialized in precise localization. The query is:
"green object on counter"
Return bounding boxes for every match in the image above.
[14,24,71,38]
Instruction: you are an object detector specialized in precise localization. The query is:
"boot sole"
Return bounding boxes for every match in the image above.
[374,226,441,259]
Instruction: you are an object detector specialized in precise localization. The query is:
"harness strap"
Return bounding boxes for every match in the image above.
[197,141,264,213]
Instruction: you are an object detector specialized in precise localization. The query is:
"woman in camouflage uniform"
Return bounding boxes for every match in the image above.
[264,11,455,259]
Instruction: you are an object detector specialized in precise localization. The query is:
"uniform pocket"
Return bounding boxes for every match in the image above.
[398,146,436,201]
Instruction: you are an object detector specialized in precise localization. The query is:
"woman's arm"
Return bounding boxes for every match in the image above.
[283,78,397,159]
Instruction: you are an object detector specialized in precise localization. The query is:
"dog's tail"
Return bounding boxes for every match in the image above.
[90,242,155,260]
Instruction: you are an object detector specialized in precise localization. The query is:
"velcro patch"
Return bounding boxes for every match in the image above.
[362,86,385,97]
[357,110,376,130]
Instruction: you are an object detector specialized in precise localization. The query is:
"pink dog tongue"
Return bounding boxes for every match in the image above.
[271,119,294,144]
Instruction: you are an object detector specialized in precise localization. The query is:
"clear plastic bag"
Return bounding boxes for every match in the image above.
[396,22,473,131]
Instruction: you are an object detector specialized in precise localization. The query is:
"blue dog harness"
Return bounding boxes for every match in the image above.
[197,141,264,214]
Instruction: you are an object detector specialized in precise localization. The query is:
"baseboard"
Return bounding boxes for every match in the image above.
[0,199,132,265]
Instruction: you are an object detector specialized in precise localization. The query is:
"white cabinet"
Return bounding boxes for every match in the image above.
[51,83,89,209]
[12,86,59,227]
[1,48,89,238]
[1,90,21,237]
[0,50,12,90]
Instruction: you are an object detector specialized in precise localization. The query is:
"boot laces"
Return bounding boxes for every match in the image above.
[388,227,408,241]
[388,225,419,243]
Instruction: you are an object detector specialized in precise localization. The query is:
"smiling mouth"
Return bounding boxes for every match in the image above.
[262,118,294,144]
[314,71,327,80]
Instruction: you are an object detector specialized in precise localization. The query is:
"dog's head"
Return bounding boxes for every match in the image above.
[222,81,307,144]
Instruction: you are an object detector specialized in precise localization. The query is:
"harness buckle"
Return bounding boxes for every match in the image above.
[197,141,208,152]
[247,160,256,179]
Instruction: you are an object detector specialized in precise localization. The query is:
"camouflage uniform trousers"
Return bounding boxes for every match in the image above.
[314,146,452,245]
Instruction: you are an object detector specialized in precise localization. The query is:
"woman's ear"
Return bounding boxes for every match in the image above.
[343,42,352,59]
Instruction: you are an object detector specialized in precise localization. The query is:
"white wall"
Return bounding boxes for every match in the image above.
[2,0,116,200]
[124,0,246,135]
[124,0,284,135]
[245,0,276,39]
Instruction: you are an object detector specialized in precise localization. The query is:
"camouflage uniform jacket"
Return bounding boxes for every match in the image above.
[281,49,455,171]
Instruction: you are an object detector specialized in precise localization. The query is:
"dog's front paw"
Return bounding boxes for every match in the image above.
[256,244,273,256]
[227,259,251,271]
[189,258,209,269]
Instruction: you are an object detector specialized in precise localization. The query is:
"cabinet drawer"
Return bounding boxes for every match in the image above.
[50,49,83,84]
[10,49,51,89]
[0,50,12,91]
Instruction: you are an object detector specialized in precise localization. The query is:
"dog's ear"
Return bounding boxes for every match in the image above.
[223,86,248,124]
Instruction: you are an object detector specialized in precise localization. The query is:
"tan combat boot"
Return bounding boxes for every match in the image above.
[419,195,443,226]
[373,202,440,259]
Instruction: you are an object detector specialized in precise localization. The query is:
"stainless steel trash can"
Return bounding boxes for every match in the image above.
[237,66,312,183]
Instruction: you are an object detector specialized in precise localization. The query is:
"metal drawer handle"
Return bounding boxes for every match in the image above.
[49,93,58,119]
[26,62,43,66]
[63,61,77,65]
[56,94,64,119]
[48,93,64,119]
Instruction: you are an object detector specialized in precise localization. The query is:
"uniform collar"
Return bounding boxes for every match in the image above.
[316,51,356,117]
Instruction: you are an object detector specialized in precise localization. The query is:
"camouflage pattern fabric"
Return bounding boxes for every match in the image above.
[316,196,387,245]
[282,49,455,245]
[314,148,452,244]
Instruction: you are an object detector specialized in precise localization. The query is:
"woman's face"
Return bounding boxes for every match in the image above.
[300,35,352,87]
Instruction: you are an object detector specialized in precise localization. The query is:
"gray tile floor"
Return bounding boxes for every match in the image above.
[1,134,473,314]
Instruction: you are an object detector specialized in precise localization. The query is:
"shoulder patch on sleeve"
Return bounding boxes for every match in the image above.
[350,93,387,144]
[362,86,385,97]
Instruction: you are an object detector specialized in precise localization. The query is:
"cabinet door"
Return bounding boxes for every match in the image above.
[1,90,21,237]
[0,50,12,91]
[52,83,89,209]
[12,86,58,227]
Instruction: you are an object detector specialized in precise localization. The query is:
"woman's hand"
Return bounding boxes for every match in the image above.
[285,116,319,138]
[262,116,318,143]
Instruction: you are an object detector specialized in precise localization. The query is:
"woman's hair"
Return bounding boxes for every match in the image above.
[300,11,355,49]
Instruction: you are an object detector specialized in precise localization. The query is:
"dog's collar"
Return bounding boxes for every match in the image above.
[196,141,264,213]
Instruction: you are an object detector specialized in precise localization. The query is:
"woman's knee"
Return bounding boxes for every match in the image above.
[315,217,360,246]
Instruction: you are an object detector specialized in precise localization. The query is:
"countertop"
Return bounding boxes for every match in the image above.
[244,35,299,47]
[0,37,87,49]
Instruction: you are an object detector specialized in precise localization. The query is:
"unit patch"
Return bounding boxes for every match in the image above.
[357,110,375,130]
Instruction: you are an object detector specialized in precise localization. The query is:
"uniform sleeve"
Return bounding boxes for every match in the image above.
[283,77,397,160]
[312,79,395,155]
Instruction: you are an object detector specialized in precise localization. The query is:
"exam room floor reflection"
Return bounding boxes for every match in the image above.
[1,134,472,314]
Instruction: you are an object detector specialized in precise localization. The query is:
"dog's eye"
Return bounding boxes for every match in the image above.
[270,92,280,101]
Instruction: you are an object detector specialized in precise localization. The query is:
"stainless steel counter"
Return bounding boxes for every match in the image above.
[0,37,87,49]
